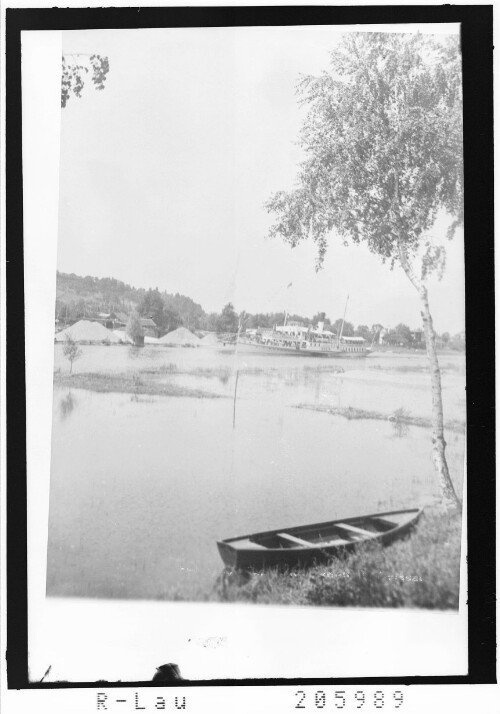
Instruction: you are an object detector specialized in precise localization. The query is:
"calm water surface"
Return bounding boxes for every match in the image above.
[48,345,465,600]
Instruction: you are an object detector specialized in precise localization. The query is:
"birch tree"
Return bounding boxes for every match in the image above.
[266,32,463,512]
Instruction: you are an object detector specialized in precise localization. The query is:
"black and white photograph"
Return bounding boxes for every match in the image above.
[11,7,494,689]
[48,24,465,606]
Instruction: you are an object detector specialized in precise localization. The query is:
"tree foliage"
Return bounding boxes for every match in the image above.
[164,309,183,333]
[62,334,82,373]
[61,54,110,108]
[138,288,166,332]
[163,292,204,331]
[216,303,239,334]
[332,318,354,336]
[266,32,463,269]
[385,323,413,346]
[356,324,371,340]
[126,311,144,344]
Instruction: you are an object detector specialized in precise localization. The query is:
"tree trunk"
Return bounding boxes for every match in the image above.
[397,238,462,513]
[418,284,462,513]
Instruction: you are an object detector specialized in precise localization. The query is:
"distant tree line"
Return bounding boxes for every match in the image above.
[54,271,463,348]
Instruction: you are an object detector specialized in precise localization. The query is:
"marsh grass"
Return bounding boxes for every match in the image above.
[368,364,429,374]
[144,362,178,374]
[54,371,226,399]
[303,365,345,374]
[142,364,267,379]
[212,511,461,609]
[295,404,465,434]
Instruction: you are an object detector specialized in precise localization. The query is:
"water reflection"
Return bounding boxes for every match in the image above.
[128,346,143,360]
[130,394,155,403]
[218,368,231,386]
[59,390,77,420]
[389,408,411,438]
[391,420,410,439]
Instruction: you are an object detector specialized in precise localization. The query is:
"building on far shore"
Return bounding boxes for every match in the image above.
[58,309,160,341]
[410,330,425,348]
[87,311,128,331]
[378,327,425,348]
[140,317,159,338]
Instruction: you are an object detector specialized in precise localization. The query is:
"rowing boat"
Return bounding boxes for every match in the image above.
[216,508,423,570]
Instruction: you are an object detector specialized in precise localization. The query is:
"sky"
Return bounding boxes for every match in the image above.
[58,25,465,334]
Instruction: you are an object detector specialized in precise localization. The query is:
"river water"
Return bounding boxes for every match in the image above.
[47,344,466,600]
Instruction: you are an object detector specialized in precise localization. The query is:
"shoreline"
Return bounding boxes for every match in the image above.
[207,509,461,609]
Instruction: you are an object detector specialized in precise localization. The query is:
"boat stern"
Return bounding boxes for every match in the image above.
[216,540,238,568]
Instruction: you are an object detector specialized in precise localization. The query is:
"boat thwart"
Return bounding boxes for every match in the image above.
[217,508,423,570]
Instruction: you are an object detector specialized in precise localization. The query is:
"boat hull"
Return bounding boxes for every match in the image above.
[238,341,370,358]
[217,508,423,570]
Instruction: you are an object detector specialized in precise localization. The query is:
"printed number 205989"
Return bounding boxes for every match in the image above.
[295,690,404,709]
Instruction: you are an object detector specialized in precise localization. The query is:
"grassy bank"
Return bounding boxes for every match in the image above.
[295,404,466,434]
[54,371,226,399]
[210,510,461,609]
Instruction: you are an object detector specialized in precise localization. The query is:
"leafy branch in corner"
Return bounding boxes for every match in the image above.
[61,54,110,108]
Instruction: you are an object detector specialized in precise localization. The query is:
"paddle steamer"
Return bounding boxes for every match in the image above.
[242,320,369,357]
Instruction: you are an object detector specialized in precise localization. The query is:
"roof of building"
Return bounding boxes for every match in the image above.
[275,324,309,333]
[311,329,335,336]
